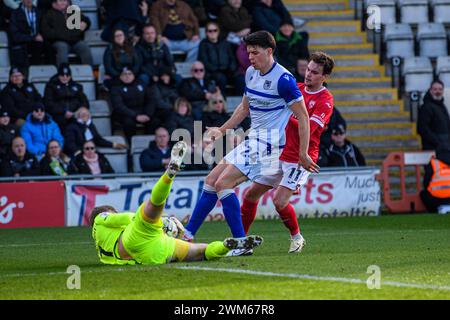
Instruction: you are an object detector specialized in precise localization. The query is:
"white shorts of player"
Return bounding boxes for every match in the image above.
[255,161,311,191]
[224,138,283,182]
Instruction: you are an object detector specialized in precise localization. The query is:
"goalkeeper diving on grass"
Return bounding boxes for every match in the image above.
[90,141,263,265]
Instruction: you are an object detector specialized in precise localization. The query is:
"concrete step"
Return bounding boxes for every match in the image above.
[292,9,354,21]
[361,146,419,158]
[301,20,359,33]
[333,88,397,101]
[333,54,379,67]
[309,43,374,55]
[285,0,349,11]
[350,135,421,148]
[335,100,403,113]
[327,77,391,89]
[343,111,411,124]
[332,66,384,78]
[309,32,366,45]
[347,123,415,137]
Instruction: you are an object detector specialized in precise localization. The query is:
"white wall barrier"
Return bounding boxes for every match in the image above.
[65,169,381,227]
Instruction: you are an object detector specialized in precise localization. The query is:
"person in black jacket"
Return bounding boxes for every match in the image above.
[0,66,43,126]
[40,0,92,66]
[202,94,230,131]
[103,28,142,89]
[110,67,156,142]
[64,107,127,157]
[0,110,20,161]
[70,140,115,175]
[43,63,90,131]
[251,0,292,35]
[319,124,366,168]
[417,80,450,152]
[140,127,172,172]
[8,0,45,68]
[197,21,238,94]
[320,107,346,150]
[166,97,194,136]
[136,24,176,86]
[39,139,75,176]
[0,136,40,177]
[178,61,220,121]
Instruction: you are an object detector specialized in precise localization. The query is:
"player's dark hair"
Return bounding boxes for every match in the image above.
[243,31,276,51]
[309,51,335,76]
[89,205,118,227]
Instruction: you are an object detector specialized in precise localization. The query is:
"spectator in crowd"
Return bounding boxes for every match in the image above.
[218,0,252,43]
[136,23,176,86]
[183,0,207,26]
[319,124,366,168]
[178,61,220,120]
[198,21,238,94]
[150,0,201,62]
[235,39,251,94]
[275,18,309,73]
[202,94,229,131]
[0,136,40,177]
[20,102,64,159]
[103,28,142,89]
[252,0,292,35]
[166,97,194,136]
[204,0,226,19]
[140,126,171,172]
[100,0,149,43]
[0,110,19,161]
[320,107,346,150]
[70,140,115,175]
[110,67,156,142]
[2,0,36,21]
[148,66,178,122]
[417,80,450,152]
[293,58,308,83]
[8,0,45,68]
[64,107,126,157]
[420,145,450,213]
[39,139,74,176]
[44,63,90,131]
[0,66,42,126]
[40,0,93,66]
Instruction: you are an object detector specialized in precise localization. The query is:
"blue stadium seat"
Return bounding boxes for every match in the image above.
[402,56,434,93]
[0,32,10,68]
[71,0,99,30]
[131,135,155,173]
[398,0,429,24]
[97,135,128,173]
[436,56,450,87]
[90,100,111,136]
[384,23,415,59]
[417,23,448,59]
[0,67,9,90]
[70,64,96,100]
[431,0,450,24]
[28,65,58,96]
[84,29,108,66]
[365,0,397,25]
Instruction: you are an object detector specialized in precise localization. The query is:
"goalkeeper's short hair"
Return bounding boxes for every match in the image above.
[89,205,118,226]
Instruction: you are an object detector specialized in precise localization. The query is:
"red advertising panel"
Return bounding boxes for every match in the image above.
[0,181,65,228]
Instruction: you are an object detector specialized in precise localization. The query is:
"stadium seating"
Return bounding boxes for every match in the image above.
[90,100,111,136]
[402,56,434,92]
[225,96,242,114]
[84,29,108,66]
[71,0,99,30]
[175,62,193,79]
[97,135,128,173]
[417,23,448,58]
[70,64,96,100]
[0,67,9,90]
[365,0,397,25]
[399,0,429,24]
[384,23,415,59]
[431,0,450,24]
[131,135,155,173]
[0,31,10,68]
[436,56,450,86]
[28,65,58,96]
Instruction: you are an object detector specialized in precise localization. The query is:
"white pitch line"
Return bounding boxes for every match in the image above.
[0,242,92,248]
[174,266,450,292]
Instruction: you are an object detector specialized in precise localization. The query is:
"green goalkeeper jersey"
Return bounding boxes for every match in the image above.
[92,212,137,265]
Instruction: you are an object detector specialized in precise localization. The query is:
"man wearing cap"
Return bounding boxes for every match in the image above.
[0,110,20,162]
[44,63,90,131]
[0,136,40,177]
[111,67,156,142]
[20,103,64,159]
[0,66,42,126]
[319,124,366,168]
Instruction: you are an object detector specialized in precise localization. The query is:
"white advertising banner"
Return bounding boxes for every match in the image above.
[65,169,381,226]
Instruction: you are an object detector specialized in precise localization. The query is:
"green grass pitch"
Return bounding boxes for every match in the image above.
[1,214,450,299]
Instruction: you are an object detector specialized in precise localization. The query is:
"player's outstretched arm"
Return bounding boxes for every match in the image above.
[290,100,320,173]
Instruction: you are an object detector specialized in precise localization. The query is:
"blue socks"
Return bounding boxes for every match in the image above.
[185,185,218,236]
[218,189,246,238]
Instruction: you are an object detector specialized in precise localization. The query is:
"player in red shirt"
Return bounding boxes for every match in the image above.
[237,52,335,255]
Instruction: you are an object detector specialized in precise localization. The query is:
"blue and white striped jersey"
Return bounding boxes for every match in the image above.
[244,62,303,147]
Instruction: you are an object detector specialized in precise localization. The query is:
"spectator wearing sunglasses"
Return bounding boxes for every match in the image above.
[319,124,366,168]
[70,140,115,175]
[178,61,220,121]
[198,21,239,95]
[202,94,229,131]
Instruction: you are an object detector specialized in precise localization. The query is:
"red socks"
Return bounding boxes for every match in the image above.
[241,198,259,234]
[277,204,300,236]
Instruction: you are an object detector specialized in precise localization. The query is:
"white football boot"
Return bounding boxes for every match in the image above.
[288,234,306,254]
[167,141,188,177]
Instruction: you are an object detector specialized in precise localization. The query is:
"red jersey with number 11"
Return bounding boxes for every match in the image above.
[280,83,334,164]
